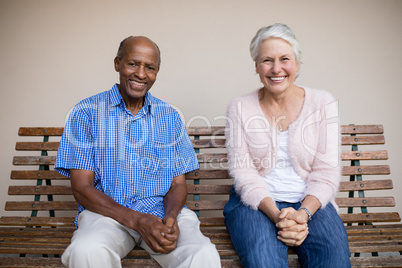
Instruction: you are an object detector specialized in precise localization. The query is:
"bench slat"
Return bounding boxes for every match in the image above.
[2,224,401,241]
[18,125,382,136]
[5,200,232,212]
[0,244,67,255]
[5,201,77,211]
[13,156,56,166]
[1,235,71,243]
[2,237,401,255]
[346,223,402,232]
[186,126,225,136]
[186,200,227,210]
[0,257,65,267]
[8,185,233,196]
[340,125,383,134]
[336,197,395,207]
[338,180,393,192]
[0,227,74,237]
[194,199,398,212]
[197,153,228,163]
[11,169,230,181]
[341,150,388,160]
[8,186,73,195]
[342,165,390,176]
[0,217,75,227]
[1,213,398,228]
[199,217,225,226]
[349,241,402,253]
[15,142,60,151]
[11,170,67,180]
[341,135,385,145]
[340,212,401,223]
[0,244,149,256]
[0,241,235,256]
[10,163,391,178]
[187,185,231,194]
[18,127,64,136]
[347,232,402,241]
[185,135,387,147]
[191,136,386,147]
[192,139,225,148]
[8,181,393,196]
[186,170,229,179]
[2,235,401,256]
[14,140,228,151]
[11,151,390,165]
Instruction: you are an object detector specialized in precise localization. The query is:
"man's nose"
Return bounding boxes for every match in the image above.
[135,66,146,78]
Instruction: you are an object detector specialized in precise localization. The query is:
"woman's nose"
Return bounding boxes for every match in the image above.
[272,61,281,73]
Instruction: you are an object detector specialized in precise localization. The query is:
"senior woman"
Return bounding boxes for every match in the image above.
[223,23,351,267]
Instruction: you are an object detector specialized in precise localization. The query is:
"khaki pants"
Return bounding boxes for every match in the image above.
[62,208,221,268]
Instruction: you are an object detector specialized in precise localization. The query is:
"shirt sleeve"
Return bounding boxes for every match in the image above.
[55,102,95,177]
[226,97,272,210]
[302,94,341,208]
[172,113,200,177]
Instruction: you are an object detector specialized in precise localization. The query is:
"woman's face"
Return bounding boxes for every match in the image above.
[256,37,299,95]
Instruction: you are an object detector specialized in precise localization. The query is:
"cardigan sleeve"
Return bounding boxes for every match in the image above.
[301,93,341,208]
[225,97,272,210]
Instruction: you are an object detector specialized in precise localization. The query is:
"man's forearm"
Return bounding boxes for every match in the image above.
[164,174,187,219]
[70,169,148,231]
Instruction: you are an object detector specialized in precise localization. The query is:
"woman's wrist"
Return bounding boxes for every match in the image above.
[258,197,281,223]
[298,207,312,222]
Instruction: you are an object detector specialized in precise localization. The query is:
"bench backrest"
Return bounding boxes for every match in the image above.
[4,125,400,227]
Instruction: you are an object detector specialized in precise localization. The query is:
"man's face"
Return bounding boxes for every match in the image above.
[114,37,160,102]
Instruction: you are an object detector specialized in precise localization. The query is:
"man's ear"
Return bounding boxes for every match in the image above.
[114,57,120,72]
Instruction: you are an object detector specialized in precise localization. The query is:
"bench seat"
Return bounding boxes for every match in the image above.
[1,125,401,267]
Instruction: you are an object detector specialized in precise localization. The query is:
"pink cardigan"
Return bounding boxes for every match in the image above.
[225,87,341,210]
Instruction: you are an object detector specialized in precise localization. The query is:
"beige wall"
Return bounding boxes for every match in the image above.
[1,0,401,218]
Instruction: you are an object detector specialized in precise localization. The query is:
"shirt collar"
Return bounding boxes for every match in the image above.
[110,83,155,116]
[110,84,123,106]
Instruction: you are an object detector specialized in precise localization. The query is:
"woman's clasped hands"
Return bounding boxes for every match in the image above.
[275,207,309,247]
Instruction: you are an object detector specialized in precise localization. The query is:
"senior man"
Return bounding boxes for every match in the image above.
[55,36,221,268]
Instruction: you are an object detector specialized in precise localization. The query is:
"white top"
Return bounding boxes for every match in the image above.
[265,130,306,203]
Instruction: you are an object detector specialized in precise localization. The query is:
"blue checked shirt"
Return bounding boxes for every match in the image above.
[55,84,199,225]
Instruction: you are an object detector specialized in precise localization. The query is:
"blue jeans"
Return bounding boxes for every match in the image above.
[223,186,351,268]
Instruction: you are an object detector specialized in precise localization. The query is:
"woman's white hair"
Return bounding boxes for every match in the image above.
[250,23,302,68]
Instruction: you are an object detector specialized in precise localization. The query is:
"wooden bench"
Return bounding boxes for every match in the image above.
[0,125,401,267]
